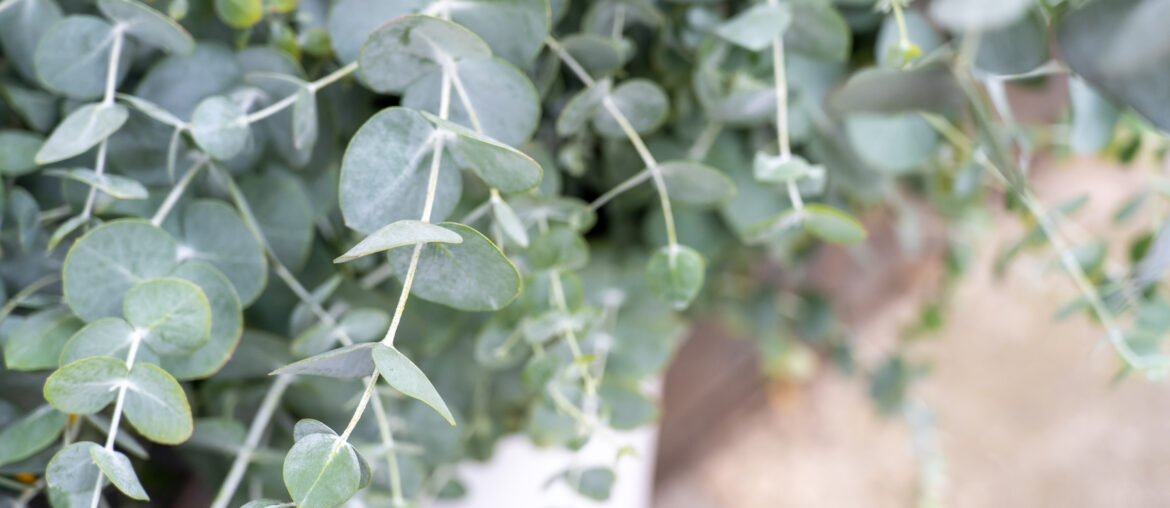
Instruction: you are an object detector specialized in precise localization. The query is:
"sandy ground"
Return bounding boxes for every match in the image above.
[654,156,1170,508]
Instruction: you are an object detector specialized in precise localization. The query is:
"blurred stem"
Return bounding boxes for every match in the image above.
[210,374,293,508]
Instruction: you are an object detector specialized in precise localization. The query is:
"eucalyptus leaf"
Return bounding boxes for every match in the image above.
[272,342,378,378]
[0,405,67,467]
[645,245,705,310]
[528,226,589,271]
[160,262,244,380]
[658,161,736,207]
[292,86,317,151]
[335,220,463,263]
[785,0,850,61]
[443,0,548,67]
[2,306,82,370]
[403,57,541,146]
[33,15,131,100]
[46,168,148,199]
[215,0,261,28]
[90,446,148,500]
[43,356,128,414]
[930,0,1031,33]
[372,344,455,426]
[421,110,543,192]
[293,419,336,441]
[123,362,194,444]
[190,95,251,160]
[1069,77,1119,154]
[116,93,186,128]
[239,170,315,269]
[802,204,866,245]
[491,196,529,247]
[123,277,212,357]
[35,102,129,164]
[59,317,159,367]
[282,432,362,508]
[358,15,492,94]
[556,78,611,136]
[45,442,102,493]
[592,79,668,139]
[560,35,627,78]
[169,200,267,305]
[0,129,44,175]
[387,222,521,311]
[714,3,791,52]
[97,0,194,54]
[0,0,63,84]
[63,220,178,322]
[844,113,938,174]
[326,0,421,63]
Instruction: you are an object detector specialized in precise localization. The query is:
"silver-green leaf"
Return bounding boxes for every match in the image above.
[373,344,455,426]
[35,103,129,164]
[335,219,463,263]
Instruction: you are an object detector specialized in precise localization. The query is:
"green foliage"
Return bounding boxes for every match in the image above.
[1,0,1168,506]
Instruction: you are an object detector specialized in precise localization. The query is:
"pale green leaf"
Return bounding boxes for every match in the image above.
[90,447,148,500]
[844,113,938,174]
[646,244,705,310]
[190,95,251,160]
[168,199,267,305]
[273,342,377,378]
[33,15,131,100]
[659,160,736,207]
[46,442,102,493]
[556,79,611,136]
[444,0,548,67]
[0,129,44,175]
[60,317,160,366]
[402,57,541,146]
[358,14,492,94]
[389,222,521,311]
[62,220,178,321]
[123,277,211,356]
[293,419,336,441]
[528,226,588,271]
[35,103,129,164]
[785,1,850,61]
[97,0,194,54]
[123,362,194,444]
[43,356,128,414]
[215,0,261,28]
[714,3,791,51]
[335,219,463,263]
[420,110,542,193]
[592,79,668,139]
[46,168,148,199]
[116,93,185,128]
[752,152,822,183]
[2,306,82,370]
[876,10,939,68]
[0,405,67,467]
[975,10,1048,76]
[491,196,529,247]
[326,0,422,63]
[560,35,627,78]
[372,344,455,426]
[238,170,315,269]
[802,204,866,245]
[292,86,317,151]
[133,43,242,121]
[160,262,244,380]
[1069,76,1119,154]
[2,79,59,132]
[282,433,362,508]
[0,0,63,84]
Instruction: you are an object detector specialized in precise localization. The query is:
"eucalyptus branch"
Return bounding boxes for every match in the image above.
[88,328,144,508]
[368,387,407,506]
[150,156,208,226]
[80,29,126,221]
[240,61,358,125]
[766,1,804,212]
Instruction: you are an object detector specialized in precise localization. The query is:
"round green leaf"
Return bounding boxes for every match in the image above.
[592,79,668,139]
[784,1,850,61]
[659,160,736,207]
[63,220,179,321]
[168,199,267,305]
[402,57,541,146]
[215,0,262,28]
[43,356,128,414]
[388,222,521,311]
[283,433,363,508]
[123,277,212,357]
[90,447,148,500]
[33,15,132,100]
[714,3,791,51]
[134,43,242,121]
[802,204,866,245]
[2,306,82,371]
[46,442,102,493]
[239,170,315,269]
[335,219,463,263]
[339,107,462,234]
[190,95,251,160]
[556,78,611,136]
[0,405,67,467]
[35,102,130,164]
[358,14,492,94]
[97,0,194,54]
[59,317,160,367]
[46,168,148,199]
[122,362,193,444]
[445,0,548,67]
[160,262,244,380]
[844,113,938,174]
[327,0,422,63]
[528,226,588,271]
[645,244,705,310]
[372,343,455,426]
[0,129,44,175]
[0,0,64,84]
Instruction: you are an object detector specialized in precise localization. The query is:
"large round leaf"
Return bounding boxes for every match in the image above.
[388,222,520,311]
[239,170,315,269]
[160,262,244,380]
[338,107,462,234]
[123,277,212,357]
[327,0,423,63]
[445,0,548,67]
[0,0,63,84]
[168,199,266,304]
[33,15,133,100]
[59,317,160,367]
[282,433,363,508]
[135,43,242,121]
[63,220,179,322]
[122,362,194,444]
[844,112,938,174]
[402,57,541,146]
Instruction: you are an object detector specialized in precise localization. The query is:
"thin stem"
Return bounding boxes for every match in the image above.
[891,0,911,49]
[151,158,207,226]
[587,168,652,212]
[767,13,804,213]
[80,141,109,219]
[687,121,723,161]
[369,389,406,507]
[241,61,358,125]
[210,375,294,508]
[544,36,597,87]
[308,61,359,92]
[103,30,124,107]
[549,269,597,395]
[0,274,59,324]
[337,375,379,445]
[89,329,143,508]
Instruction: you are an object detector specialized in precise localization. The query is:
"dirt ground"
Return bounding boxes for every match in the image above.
[654,156,1170,508]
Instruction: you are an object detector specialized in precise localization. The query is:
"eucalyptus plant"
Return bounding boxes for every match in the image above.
[1,0,1168,506]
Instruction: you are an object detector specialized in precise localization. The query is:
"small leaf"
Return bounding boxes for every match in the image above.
[0,405,67,467]
[830,64,959,115]
[123,363,194,444]
[335,220,463,263]
[570,467,615,501]
[123,277,212,356]
[293,419,337,441]
[48,215,92,251]
[63,220,179,321]
[272,342,378,379]
[60,317,160,366]
[388,222,521,311]
[35,103,129,164]
[645,245,705,310]
[97,0,194,54]
[190,95,251,160]
[372,344,455,426]
[659,161,736,206]
[215,0,262,28]
[420,110,543,193]
[44,356,128,415]
[592,79,668,138]
[491,196,529,247]
[714,3,791,51]
[357,15,492,94]
[0,129,44,176]
[2,306,82,371]
[46,442,102,493]
[556,78,611,136]
[90,447,148,500]
[802,204,867,245]
[46,168,148,199]
[528,226,588,271]
[752,152,822,183]
[116,94,185,128]
[283,433,362,508]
